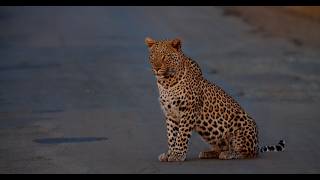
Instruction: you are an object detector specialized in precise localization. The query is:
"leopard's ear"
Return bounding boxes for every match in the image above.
[171,38,182,51]
[145,37,155,48]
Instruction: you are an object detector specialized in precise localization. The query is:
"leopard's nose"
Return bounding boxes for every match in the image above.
[154,67,161,72]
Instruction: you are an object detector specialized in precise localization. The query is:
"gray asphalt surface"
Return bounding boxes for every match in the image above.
[0,6,320,174]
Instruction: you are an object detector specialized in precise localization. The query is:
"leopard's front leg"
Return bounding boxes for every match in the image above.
[158,117,179,162]
[167,115,195,162]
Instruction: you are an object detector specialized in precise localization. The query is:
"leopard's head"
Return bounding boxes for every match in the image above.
[145,37,184,79]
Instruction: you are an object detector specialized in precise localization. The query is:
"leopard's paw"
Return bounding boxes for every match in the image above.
[167,152,186,162]
[199,150,220,159]
[158,153,169,162]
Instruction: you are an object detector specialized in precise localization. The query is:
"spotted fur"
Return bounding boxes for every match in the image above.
[260,140,285,153]
[145,37,285,162]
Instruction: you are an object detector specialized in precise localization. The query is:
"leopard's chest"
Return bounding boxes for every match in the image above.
[157,83,186,121]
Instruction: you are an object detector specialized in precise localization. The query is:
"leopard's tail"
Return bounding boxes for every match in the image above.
[259,140,285,153]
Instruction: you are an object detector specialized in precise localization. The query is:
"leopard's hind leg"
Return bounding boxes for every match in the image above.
[219,128,258,160]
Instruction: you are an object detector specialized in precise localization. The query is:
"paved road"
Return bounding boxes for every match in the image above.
[0,6,320,173]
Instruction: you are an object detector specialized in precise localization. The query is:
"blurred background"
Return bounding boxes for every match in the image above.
[0,6,320,173]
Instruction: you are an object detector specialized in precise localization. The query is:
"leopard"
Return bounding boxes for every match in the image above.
[145,37,285,162]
